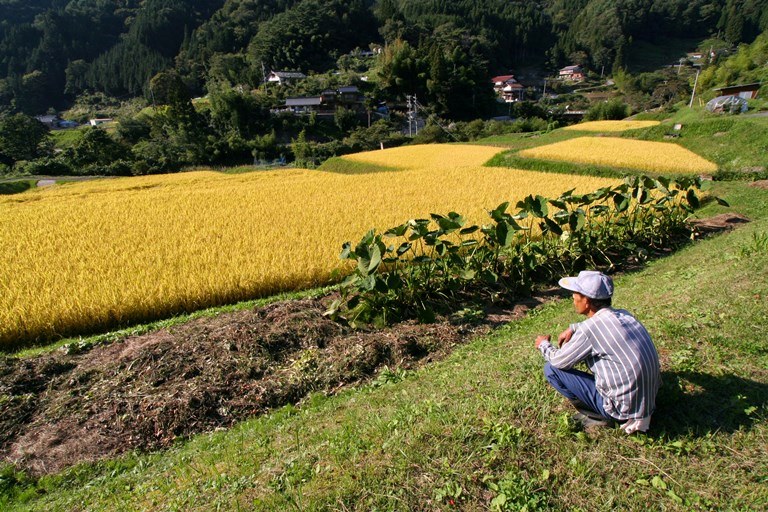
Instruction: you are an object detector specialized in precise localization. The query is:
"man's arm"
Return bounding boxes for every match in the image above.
[557,327,573,346]
[536,328,592,369]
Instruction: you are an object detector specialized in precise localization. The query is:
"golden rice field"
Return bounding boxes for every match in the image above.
[0,144,619,347]
[517,136,718,174]
[563,120,661,132]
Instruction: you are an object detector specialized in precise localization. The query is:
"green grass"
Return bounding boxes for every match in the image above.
[482,110,768,179]
[473,128,584,150]
[3,180,766,511]
[0,180,34,195]
[317,157,398,174]
[624,114,768,176]
[485,153,642,179]
[49,128,85,150]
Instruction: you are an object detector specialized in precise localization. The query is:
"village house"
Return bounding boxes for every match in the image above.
[282,86,364,115]
[266,71,307,85]
[559,65,585,81]
[89,118,113,127]
[713,82,761,100]
[491,75,525,102]
[349,45,382,58]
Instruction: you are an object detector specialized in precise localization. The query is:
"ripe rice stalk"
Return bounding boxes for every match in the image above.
[517,136,718,175]
[0,144,619,346]
[563,120,661,132]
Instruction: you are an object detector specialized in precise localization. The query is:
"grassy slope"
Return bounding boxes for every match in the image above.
[626,114,768,174]
[5,182,767,511]
[49,128,85,150]
[481,110,768,178]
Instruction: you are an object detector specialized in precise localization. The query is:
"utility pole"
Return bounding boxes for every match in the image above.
[406,94,416,136]
[261,61,268,89]
[689,68,700,108]
[411,95,421,136]
[406,95,411,136]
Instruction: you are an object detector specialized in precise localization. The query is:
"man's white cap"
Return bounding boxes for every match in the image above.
[558,270,614,299]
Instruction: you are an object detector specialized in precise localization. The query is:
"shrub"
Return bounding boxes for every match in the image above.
[584,99,630,121]
[14,158,73,176]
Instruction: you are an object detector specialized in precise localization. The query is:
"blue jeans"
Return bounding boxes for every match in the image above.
[543,362,617,421]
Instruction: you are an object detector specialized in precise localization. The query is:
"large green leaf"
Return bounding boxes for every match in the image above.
[385,223,408,237]
[569,210,586,231]
[612,193,630,212]
[542,217,563,236]
[396,242,412,256]
[367,243,382,272]
[489,202,510,222]
[496,222,514,247]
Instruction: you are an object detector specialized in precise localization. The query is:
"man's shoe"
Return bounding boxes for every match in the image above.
[571,411,611,429]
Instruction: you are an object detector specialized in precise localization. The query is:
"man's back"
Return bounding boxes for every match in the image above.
[543,308,660,420]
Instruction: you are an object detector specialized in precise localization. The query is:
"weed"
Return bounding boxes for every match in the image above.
[371,366,410,387]
[434,480,464,506]
[739,231,768,257]
[484,470,550,511]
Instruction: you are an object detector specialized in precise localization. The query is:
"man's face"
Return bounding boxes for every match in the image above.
[572,292,591,316]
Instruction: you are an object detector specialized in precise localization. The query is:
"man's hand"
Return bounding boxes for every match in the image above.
[557,327,574,347]
[535,335,551,349]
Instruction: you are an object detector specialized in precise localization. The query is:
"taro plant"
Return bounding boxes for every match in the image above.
[327,176,726,326]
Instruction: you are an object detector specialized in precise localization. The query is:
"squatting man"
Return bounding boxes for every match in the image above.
[534,271,660,434]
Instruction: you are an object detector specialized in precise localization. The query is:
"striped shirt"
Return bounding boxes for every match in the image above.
[539,308,660,420]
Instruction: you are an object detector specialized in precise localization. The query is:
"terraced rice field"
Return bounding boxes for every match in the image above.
[563,120,661,132]
[0,145,618,346]
[517,136,718,174]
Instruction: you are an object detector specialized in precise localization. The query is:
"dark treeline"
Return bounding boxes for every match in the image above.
[1,0,767,178]
[1,0,767,115]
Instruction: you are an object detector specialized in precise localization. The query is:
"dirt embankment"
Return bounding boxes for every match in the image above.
[0,297,537,475]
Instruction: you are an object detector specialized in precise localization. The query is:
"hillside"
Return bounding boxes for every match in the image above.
[1,0,766,114]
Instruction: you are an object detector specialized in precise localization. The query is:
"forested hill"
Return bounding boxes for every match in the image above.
[1,0,766,113]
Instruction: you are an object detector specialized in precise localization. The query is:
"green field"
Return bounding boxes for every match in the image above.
[2,112,767,511]
[49,128,85,149]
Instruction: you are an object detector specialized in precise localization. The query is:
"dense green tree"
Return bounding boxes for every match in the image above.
[207,87,271,138]
[248,0,376,74]
[376,39,427,98]
[0,113,50,165]
[64,127,128,169]
[2,0,767,123]
[584,98,630,120]
[699,29,768,95]
[376,27,494,120]
[718,0,768,44]
[334,106,360,132]
[14,70,48,114]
